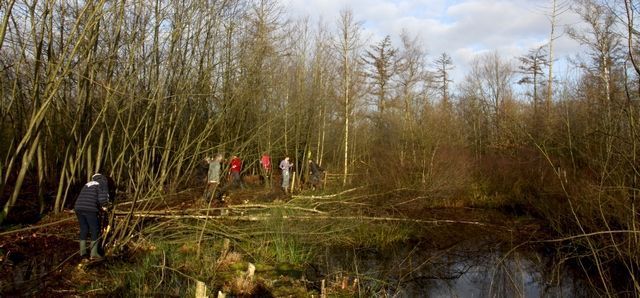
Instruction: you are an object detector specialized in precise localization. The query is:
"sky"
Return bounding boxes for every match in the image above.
[284,0,584,86]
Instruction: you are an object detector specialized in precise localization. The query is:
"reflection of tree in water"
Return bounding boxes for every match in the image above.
[318,225,595,297]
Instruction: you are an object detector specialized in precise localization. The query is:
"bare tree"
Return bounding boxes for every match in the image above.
[459,52,514,150]
[568,0,622,105]
[310,21,334,167]
[396,30,428,165]
[334,8,363,186]
[623,0,640,211]
[545,0,571,112]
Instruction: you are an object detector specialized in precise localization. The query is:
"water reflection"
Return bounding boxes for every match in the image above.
[422,251,588,297]
[318,225,595,297]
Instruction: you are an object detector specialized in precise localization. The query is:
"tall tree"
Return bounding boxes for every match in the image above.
[546,0,557,112]
[363,35,397,116]
[236,0,285,152]
[309,21,334,167]
[517,46,548,111]
[546,0,569,112]
[459,52,514,148]
[396,31,428,165]
[432,52,454,107]
[568,0,622,105]
[334,8,363,186]
[623,0,640,232]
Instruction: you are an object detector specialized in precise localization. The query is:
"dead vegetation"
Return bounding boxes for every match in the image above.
[0,0,639,295]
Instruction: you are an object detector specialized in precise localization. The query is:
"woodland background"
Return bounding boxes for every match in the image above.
[0,0,639,288]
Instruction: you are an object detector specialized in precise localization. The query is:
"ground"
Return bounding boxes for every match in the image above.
[0,180,545,296]
[0,181,294,296]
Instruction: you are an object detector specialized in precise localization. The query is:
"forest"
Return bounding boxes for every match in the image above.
[1,0,639,296]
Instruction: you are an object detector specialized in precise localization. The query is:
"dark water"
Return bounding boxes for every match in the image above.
[0,234,76,296]
[314,225,598,297]
[1,251,67,295]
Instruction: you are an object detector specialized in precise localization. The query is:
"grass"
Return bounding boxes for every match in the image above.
[100,242,198,296]
[238,207,317,266]
[74,209,419,296]
[78,227,317,296]
[74,187,530,297]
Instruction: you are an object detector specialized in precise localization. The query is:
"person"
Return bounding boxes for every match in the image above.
[260,152,271,187]
[230,155,243,188]
[74,173,110,260]
[279,156,294,193]
[205,154,223,201]
[308,159,325,190]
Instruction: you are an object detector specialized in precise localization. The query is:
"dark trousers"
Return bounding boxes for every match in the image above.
[310,174,321,186]
[231,171,243,188]
[261,169,271,187]
[204,182,219,201]
[76,210,100,241]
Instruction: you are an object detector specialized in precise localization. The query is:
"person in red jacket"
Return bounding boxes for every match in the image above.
[230,155,243,188]
[260,152,271,187]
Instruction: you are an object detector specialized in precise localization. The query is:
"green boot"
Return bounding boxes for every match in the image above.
[90,241,102,260]
[79,240,87,258]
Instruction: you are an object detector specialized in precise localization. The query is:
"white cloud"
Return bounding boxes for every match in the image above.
[284,0,584,83]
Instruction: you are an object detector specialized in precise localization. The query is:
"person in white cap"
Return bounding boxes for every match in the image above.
[74,173,110,260]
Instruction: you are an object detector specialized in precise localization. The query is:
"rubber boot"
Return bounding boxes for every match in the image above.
[79,240,87,258]
[90,241,102,260]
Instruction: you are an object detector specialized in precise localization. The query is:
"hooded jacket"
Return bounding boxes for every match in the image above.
[74,174,110,212]
[230,157,242,173]
[309,161,324,176]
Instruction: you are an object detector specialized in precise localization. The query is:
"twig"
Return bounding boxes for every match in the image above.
[114,188,199,207]
[113,204,325,215]
[393,196,429,207]
[197,185,217,258]
[0,217,75,237]
[230,204,326,214]
[155,249,166,290]
[151,264,199,282]
[538,230,640,243]
[117,213,508,229]
[290,187,362,200]
[122,214,269,220]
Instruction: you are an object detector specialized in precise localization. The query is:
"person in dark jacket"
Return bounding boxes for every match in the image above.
[308,159,325,190]
[74,173,110,260]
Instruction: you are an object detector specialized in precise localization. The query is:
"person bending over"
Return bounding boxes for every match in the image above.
[74,173,110,260]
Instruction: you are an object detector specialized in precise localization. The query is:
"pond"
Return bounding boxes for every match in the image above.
[312,223,598,297]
